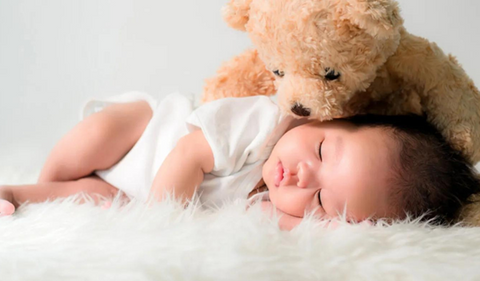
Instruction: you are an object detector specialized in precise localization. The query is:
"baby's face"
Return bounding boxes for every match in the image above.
[262,120,399,221]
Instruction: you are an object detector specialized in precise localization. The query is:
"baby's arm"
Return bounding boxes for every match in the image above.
[149,130,214,203]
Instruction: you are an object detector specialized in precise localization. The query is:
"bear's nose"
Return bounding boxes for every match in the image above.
[291,103,311,117]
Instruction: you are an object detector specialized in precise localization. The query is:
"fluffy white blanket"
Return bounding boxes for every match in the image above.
[1,168,480,281]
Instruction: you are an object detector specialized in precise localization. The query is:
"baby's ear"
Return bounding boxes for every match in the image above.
[222,0,253,31]
[340,0,403,39]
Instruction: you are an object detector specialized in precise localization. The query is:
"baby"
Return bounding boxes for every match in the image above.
[0,93,478,230]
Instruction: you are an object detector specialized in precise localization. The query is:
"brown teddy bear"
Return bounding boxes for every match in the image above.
[202,0,480,224]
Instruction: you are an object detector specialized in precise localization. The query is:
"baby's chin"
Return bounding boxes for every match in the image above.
[270,195,330,219]
[268,198,305,218]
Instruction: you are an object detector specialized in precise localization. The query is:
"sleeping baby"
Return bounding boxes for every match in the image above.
[0,92,478,230]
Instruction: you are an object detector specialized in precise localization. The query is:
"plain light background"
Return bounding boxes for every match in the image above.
[1,0,479,172]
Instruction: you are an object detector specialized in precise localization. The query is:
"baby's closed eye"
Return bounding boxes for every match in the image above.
[318,141,323,161]
[317,190,323,206]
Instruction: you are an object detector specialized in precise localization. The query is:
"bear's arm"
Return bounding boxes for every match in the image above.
[202,49,276,103]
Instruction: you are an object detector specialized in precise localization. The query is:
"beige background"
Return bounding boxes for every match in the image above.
[0,0,479,171]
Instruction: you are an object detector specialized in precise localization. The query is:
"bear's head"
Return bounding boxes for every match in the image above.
[223,0,404,120]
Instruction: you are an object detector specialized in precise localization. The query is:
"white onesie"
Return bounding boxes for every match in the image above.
[81,92,294,209]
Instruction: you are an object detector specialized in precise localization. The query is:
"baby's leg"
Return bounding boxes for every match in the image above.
[0,175,119,216]
[38,101,153,183]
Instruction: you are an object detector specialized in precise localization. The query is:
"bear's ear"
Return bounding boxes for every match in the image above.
[222,0,253,31]
[340,0,403,38]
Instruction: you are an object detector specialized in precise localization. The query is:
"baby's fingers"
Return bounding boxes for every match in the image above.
[101,200,112,210]
[0,199,15,216]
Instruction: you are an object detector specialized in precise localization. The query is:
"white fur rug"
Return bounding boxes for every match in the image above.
[1,168,480,281]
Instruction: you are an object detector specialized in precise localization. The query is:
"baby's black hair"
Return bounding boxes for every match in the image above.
[344,114,480,225]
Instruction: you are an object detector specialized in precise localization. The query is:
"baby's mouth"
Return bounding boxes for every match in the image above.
[274,162,290,187]
[274,162,283,187]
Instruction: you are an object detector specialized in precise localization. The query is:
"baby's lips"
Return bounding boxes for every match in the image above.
[274,162,284,186]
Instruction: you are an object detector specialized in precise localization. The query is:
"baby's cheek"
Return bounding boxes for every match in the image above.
[316,189,337,218]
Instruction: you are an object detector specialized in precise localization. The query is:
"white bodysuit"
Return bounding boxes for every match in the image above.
[81,92,293,208]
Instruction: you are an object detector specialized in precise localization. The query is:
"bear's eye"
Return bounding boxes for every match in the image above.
[273,70,285,77]
[325,68,341,81]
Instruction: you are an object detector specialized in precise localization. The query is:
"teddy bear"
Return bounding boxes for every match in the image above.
[202,0,480,224]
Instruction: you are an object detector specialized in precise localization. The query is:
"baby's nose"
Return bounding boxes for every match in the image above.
[296,162,314,188]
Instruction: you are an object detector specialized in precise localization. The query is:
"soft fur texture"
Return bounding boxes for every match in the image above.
[202,0,480,225]
[2,169,480,280]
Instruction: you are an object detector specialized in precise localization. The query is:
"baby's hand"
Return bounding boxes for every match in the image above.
[101,201,112,210]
